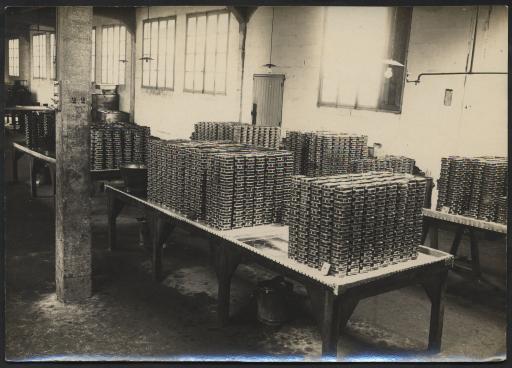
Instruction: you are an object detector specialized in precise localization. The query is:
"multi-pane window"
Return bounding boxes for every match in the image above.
[32,34,47,79]
[8,39,19,77]
[101,25,126,85]
[185,11,230,94]
[142,17,176,89]
[50,33,56,80]
[319,7,412,112]
[91,28,96,82]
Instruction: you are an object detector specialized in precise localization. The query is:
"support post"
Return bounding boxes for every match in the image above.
[430,224,439,249]
[449,226,464,256]
[29,157,37,198]
[213,239,241,325]
[55,7,93,303]
[151,213,175,282]
[469,229,481,278]
[107,192,124,251]
[422,270,448,353]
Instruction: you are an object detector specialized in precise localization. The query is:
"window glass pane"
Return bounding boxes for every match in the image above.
[91,29,96,82]
[214,72,225,93]
[157,20,167,87]
[319,6,407,110]
[113,26,120,84]
[41,35,47,78]
[184,71,193,90]
[165,19,175,88]
[119,26,126,84]
[150,21,158,87]
[102,28,108,83]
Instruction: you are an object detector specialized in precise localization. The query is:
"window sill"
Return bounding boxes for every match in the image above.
[183,89,227,96]
[317,102,402,115]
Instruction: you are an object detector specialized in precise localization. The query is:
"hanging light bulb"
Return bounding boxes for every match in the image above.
[262,7,277,71]
[384,66,393,79]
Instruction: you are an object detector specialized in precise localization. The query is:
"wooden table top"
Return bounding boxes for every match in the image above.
[423,208,507,234]
[106,184,454,294]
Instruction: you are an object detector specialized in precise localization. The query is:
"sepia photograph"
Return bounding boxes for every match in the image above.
[2,2,508,363]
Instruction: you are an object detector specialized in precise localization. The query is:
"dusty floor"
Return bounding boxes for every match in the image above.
[4,154,507,362]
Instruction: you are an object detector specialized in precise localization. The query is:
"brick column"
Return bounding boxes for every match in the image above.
[55,6,93,302]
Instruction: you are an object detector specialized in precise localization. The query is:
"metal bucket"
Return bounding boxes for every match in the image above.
[256,276,293,326]
[120,164,147,195]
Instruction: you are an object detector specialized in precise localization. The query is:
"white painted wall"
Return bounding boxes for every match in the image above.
[133,6,241,139]
[241,6,507,206]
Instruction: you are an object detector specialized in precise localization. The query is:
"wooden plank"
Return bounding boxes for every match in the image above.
[12,142,56,164]
[422,208,507,234]
[105,185,453,295]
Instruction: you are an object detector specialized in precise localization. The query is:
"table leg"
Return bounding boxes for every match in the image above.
[151,214,176,282]
[30,157,37,198]
[421,220,430,244]
[306,285,358,359]
[430,224,439,249]
[12,149,23,183]
[469,229,481,278]
[449,226,464,256]
[48,164,56,196]
[422,270,448,353]
[213,239,241,326]
[107,193,125,251]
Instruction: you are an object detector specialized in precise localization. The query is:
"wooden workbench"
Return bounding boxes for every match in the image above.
[10,139,121,197]
[422,208,506,279]
[105,184,454,358]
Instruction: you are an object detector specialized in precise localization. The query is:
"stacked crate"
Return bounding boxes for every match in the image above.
[288,172,427,276]
[147,139,293,230]
[283,131,369,176]
[436,156,507,224]
[191,121,281,149]
[89,122,151,170]
[351,155,415,174]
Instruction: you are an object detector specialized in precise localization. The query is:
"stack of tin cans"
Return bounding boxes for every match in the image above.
[191,122,281,149]
[23,111,56,151]
[147,139,293,230]
[436,156,507,224]
[89,122,151,170]
[284,131,369,176]
[288,172,427,276]
[351,155,415,174]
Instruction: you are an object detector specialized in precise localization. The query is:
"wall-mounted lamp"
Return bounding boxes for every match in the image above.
[382,59,404,79]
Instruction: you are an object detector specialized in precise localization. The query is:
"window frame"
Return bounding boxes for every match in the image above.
[91,27,96,82]
[101,24,127,85]
[317,6,412,114]
[8,38,20,77]
[183,9,231,96]
[141,15,177,91]
[32,33,48,80]
[50,32,56,80]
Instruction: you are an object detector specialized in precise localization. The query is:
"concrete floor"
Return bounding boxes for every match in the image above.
[4,155,507,362]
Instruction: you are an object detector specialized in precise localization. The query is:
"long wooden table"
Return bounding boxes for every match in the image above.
[10,137,121,197]
[105,184,454,359]
[422,208,506,279]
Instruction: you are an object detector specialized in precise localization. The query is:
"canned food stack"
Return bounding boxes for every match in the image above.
[284,131,369,176]
[23,111,56,151]
[436,156,507,224]
[89,122,151,170]
[192,122,281,149]
[351,155,415,174]
[147,140,293,230]
[288,172,427,276]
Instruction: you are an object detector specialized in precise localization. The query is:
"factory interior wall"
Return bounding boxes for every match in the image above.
[92,8,134,114]
[241,6,507,206]
[133,6,242,139]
